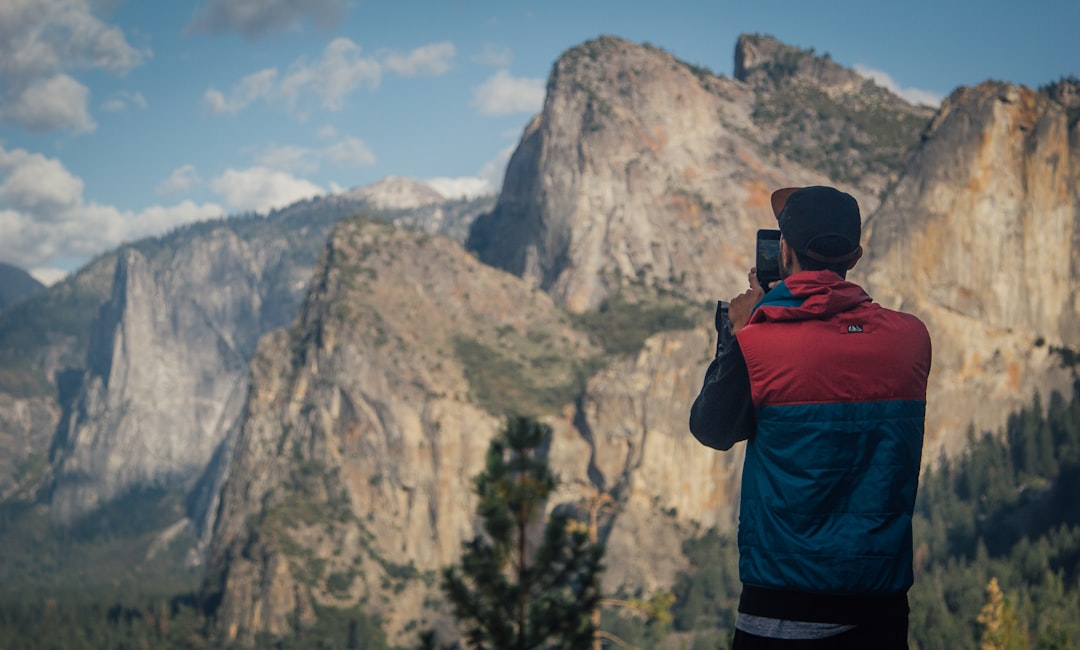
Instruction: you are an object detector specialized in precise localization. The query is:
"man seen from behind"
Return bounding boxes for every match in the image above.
[689,186,932,648]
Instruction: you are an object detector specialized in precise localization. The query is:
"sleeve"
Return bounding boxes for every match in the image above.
[688,332,755,451]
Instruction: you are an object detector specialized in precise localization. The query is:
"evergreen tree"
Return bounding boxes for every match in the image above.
[441,416,604,650]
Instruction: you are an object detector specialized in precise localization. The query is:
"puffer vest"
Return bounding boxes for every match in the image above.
[734,271,932,595]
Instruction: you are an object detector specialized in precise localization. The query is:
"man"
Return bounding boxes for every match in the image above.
[689,186,932,648]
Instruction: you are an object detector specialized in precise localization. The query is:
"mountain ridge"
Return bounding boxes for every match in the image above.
[0,263,44,311]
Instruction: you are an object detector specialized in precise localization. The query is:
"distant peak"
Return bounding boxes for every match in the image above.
[343,176,446,211]
[734,33,853,90]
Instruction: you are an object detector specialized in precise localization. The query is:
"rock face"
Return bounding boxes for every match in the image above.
[0,257,116,500]
[202,216,601,642]
[862,81,1080,455]
[49,231,304,524]
[467,35,926,314]
[0,394,57,499]
[734,33,936,194]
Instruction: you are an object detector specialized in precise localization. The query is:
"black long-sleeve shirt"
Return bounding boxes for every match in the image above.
[688,305,756,451]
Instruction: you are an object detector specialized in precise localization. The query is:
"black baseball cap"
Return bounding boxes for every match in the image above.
[770,186,862,263]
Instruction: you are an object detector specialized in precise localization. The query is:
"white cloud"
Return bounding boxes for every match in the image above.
[279,38,382,113]
[472,69,545,116]
[256,145,319,175]
[0,147,84,218]
[156,165,202,195]
[853,64,944,107]
[251,137,376,175]
[209,167,323,214]
[0,0,146,133]
[30,267,69,287]
[205,40,381,118]
[126,200,226,238]
[206,38,457,119]
[3,74,96,133]
[471,43,513,68]
[324,137,376,166]
[185,0,348,40]
[102,90,148,113]
[383,42,456,77]
[203,68,278,115]
[426,143,515,199]
[0,145,222,274]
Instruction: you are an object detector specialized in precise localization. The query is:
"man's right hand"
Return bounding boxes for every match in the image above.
[728,268,766,332]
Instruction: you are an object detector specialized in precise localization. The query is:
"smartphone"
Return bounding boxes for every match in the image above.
[755,229,782,286]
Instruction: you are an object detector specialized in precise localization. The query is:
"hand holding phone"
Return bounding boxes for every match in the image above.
[727,268,765,333]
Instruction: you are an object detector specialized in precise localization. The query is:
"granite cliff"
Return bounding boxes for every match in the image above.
[202,215,599,642]
[862,80,1080,454]
[467,35,929,314]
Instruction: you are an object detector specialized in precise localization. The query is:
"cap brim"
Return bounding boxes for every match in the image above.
[770,187,802,218]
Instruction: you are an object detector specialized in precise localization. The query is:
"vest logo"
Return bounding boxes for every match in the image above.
[847,324,864,333]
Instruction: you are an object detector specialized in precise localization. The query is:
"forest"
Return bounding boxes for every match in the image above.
[1,380,1079,649]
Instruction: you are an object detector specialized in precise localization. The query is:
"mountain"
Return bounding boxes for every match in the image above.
[0,263,44,311]
[467,34,930,314]
[733,33,936,194]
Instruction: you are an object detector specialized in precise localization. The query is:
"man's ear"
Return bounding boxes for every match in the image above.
[780,239,797,274]
[845,246,864,271]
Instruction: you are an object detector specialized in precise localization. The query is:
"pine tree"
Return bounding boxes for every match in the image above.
[441,416,604,649]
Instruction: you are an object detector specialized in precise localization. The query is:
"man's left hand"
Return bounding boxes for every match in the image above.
[728,268,766,332]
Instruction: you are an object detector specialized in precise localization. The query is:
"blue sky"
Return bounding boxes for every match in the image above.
[1,0,1076,285]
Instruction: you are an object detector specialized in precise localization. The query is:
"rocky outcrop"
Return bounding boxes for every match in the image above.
[568,326,744,593]
[734,33,936,193]
[202,216,600,643]
[469,35,844,314]
[0,394,57,499]
[49,236,283,523]
[0,256,116,499]
[862,81,1080,455]
[734,32,868,94]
